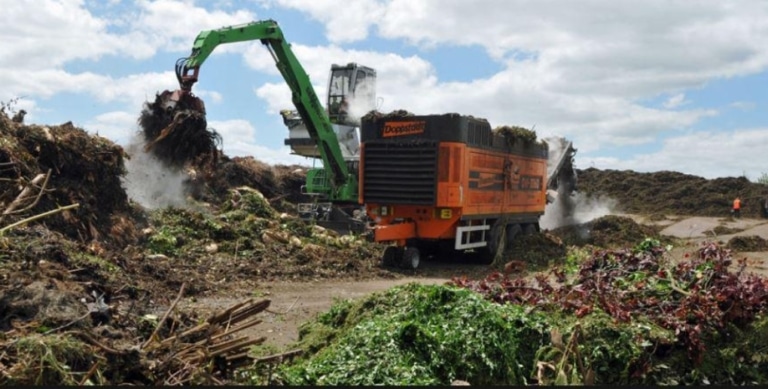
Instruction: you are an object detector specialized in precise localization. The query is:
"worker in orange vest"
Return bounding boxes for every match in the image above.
[732,197,741,218]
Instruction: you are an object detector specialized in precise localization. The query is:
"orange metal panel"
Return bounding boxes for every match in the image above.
[461,145,547,217]
[374,222,416,242]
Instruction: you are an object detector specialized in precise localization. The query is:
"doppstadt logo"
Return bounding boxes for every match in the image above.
[382,121,426,137]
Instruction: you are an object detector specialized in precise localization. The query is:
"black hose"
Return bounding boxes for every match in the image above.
[175,57,189,86]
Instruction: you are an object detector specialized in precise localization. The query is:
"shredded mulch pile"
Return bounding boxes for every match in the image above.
[550,215,671,249]
[576,167,768,218]
[727,235,768,252]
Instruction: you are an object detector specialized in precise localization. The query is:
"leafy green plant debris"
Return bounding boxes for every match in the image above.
[270,240,768,386]
[276,283,550,386]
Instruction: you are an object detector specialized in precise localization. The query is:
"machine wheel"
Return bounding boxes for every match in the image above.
[523,223,538,235]
[400,247,421,270]
[482,222,505,264]
[505,224,522,248]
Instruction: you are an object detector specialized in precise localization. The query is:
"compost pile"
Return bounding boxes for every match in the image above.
[493,125,540,147]
[0,110,391,385]
[550,214,672,249]
[196,156,307,209]
[727,235,768,252]
[576,167,768,218]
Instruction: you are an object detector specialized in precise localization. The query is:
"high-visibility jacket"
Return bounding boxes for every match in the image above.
[733,198,741,210]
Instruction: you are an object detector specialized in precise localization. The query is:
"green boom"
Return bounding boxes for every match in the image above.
[178,19,357,203]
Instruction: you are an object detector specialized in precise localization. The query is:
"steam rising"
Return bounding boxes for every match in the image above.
[342,76,377,127]
[541,192,617,230]
[121,134,190,210]
[541,135,617,230]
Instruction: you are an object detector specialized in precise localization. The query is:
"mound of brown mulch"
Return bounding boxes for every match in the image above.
[727,235,768,252]
[500,232,568,270]
[192,156,308,211]
[576,167,768,218]
[551,215,669,249]
[0,114,141,248]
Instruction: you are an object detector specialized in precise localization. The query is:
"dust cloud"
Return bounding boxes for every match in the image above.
[344,76,377,126]
[540,192,618,230]
[121,134,190,210]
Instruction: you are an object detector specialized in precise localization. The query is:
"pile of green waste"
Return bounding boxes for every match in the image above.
[263,240,768,386]
[275,283,549,386]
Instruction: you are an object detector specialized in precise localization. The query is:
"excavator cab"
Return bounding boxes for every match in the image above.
[326,63,377,126]
[284,63,376,158]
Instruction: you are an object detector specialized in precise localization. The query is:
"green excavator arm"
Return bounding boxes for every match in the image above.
[176,20,357,203]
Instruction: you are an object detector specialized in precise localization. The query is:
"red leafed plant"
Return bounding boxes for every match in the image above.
[450,241,768,365]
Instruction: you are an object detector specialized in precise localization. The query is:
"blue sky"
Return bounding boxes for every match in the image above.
[2,0,767,180]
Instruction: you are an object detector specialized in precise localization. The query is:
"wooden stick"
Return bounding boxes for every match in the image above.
[216,318,263,338]
[208,337,265,358]
[79,361,100,386]
[1,170,49,219]
[0,203,79,235]
[227,299,271,324]
[207,336,252,354]
[143,282,186,350]
[208,299,254,325]
[42,311,90,335]
[66,330,123,355]
[159,322,211,346]
[266,296,300,315]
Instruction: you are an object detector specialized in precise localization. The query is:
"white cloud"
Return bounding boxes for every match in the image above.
[663,93,687,109]
[0,0,133,68]
[224,143,312,166]
[252,0,768,161]
[584,128,768,179]
[82,111,141,144]
[729,101,756,111]
[281,0,768,98]
[252,44,436,114]
[132,0,258,53]
[208,119,257,146]
[208,118,310,166]
[274,0,386,43]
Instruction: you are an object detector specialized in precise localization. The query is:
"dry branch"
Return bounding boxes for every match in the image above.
[0,203,79,235]
[0,171,48,219]
[143,298,276,385]
[143,282,186,350]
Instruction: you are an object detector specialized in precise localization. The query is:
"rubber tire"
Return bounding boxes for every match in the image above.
[523,223,538,235]
[400,247,421,270]
[382,246,399,267]
[482,223,505,264]
[505,224,522,248]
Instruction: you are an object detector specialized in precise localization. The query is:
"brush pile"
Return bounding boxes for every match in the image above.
[493,125,539,146]
[0,113,137,247]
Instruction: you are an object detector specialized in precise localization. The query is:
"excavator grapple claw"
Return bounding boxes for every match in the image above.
[138,89,219,170]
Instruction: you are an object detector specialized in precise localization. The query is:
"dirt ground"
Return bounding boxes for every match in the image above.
[183,214,768,351]
[180,261,496,350]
